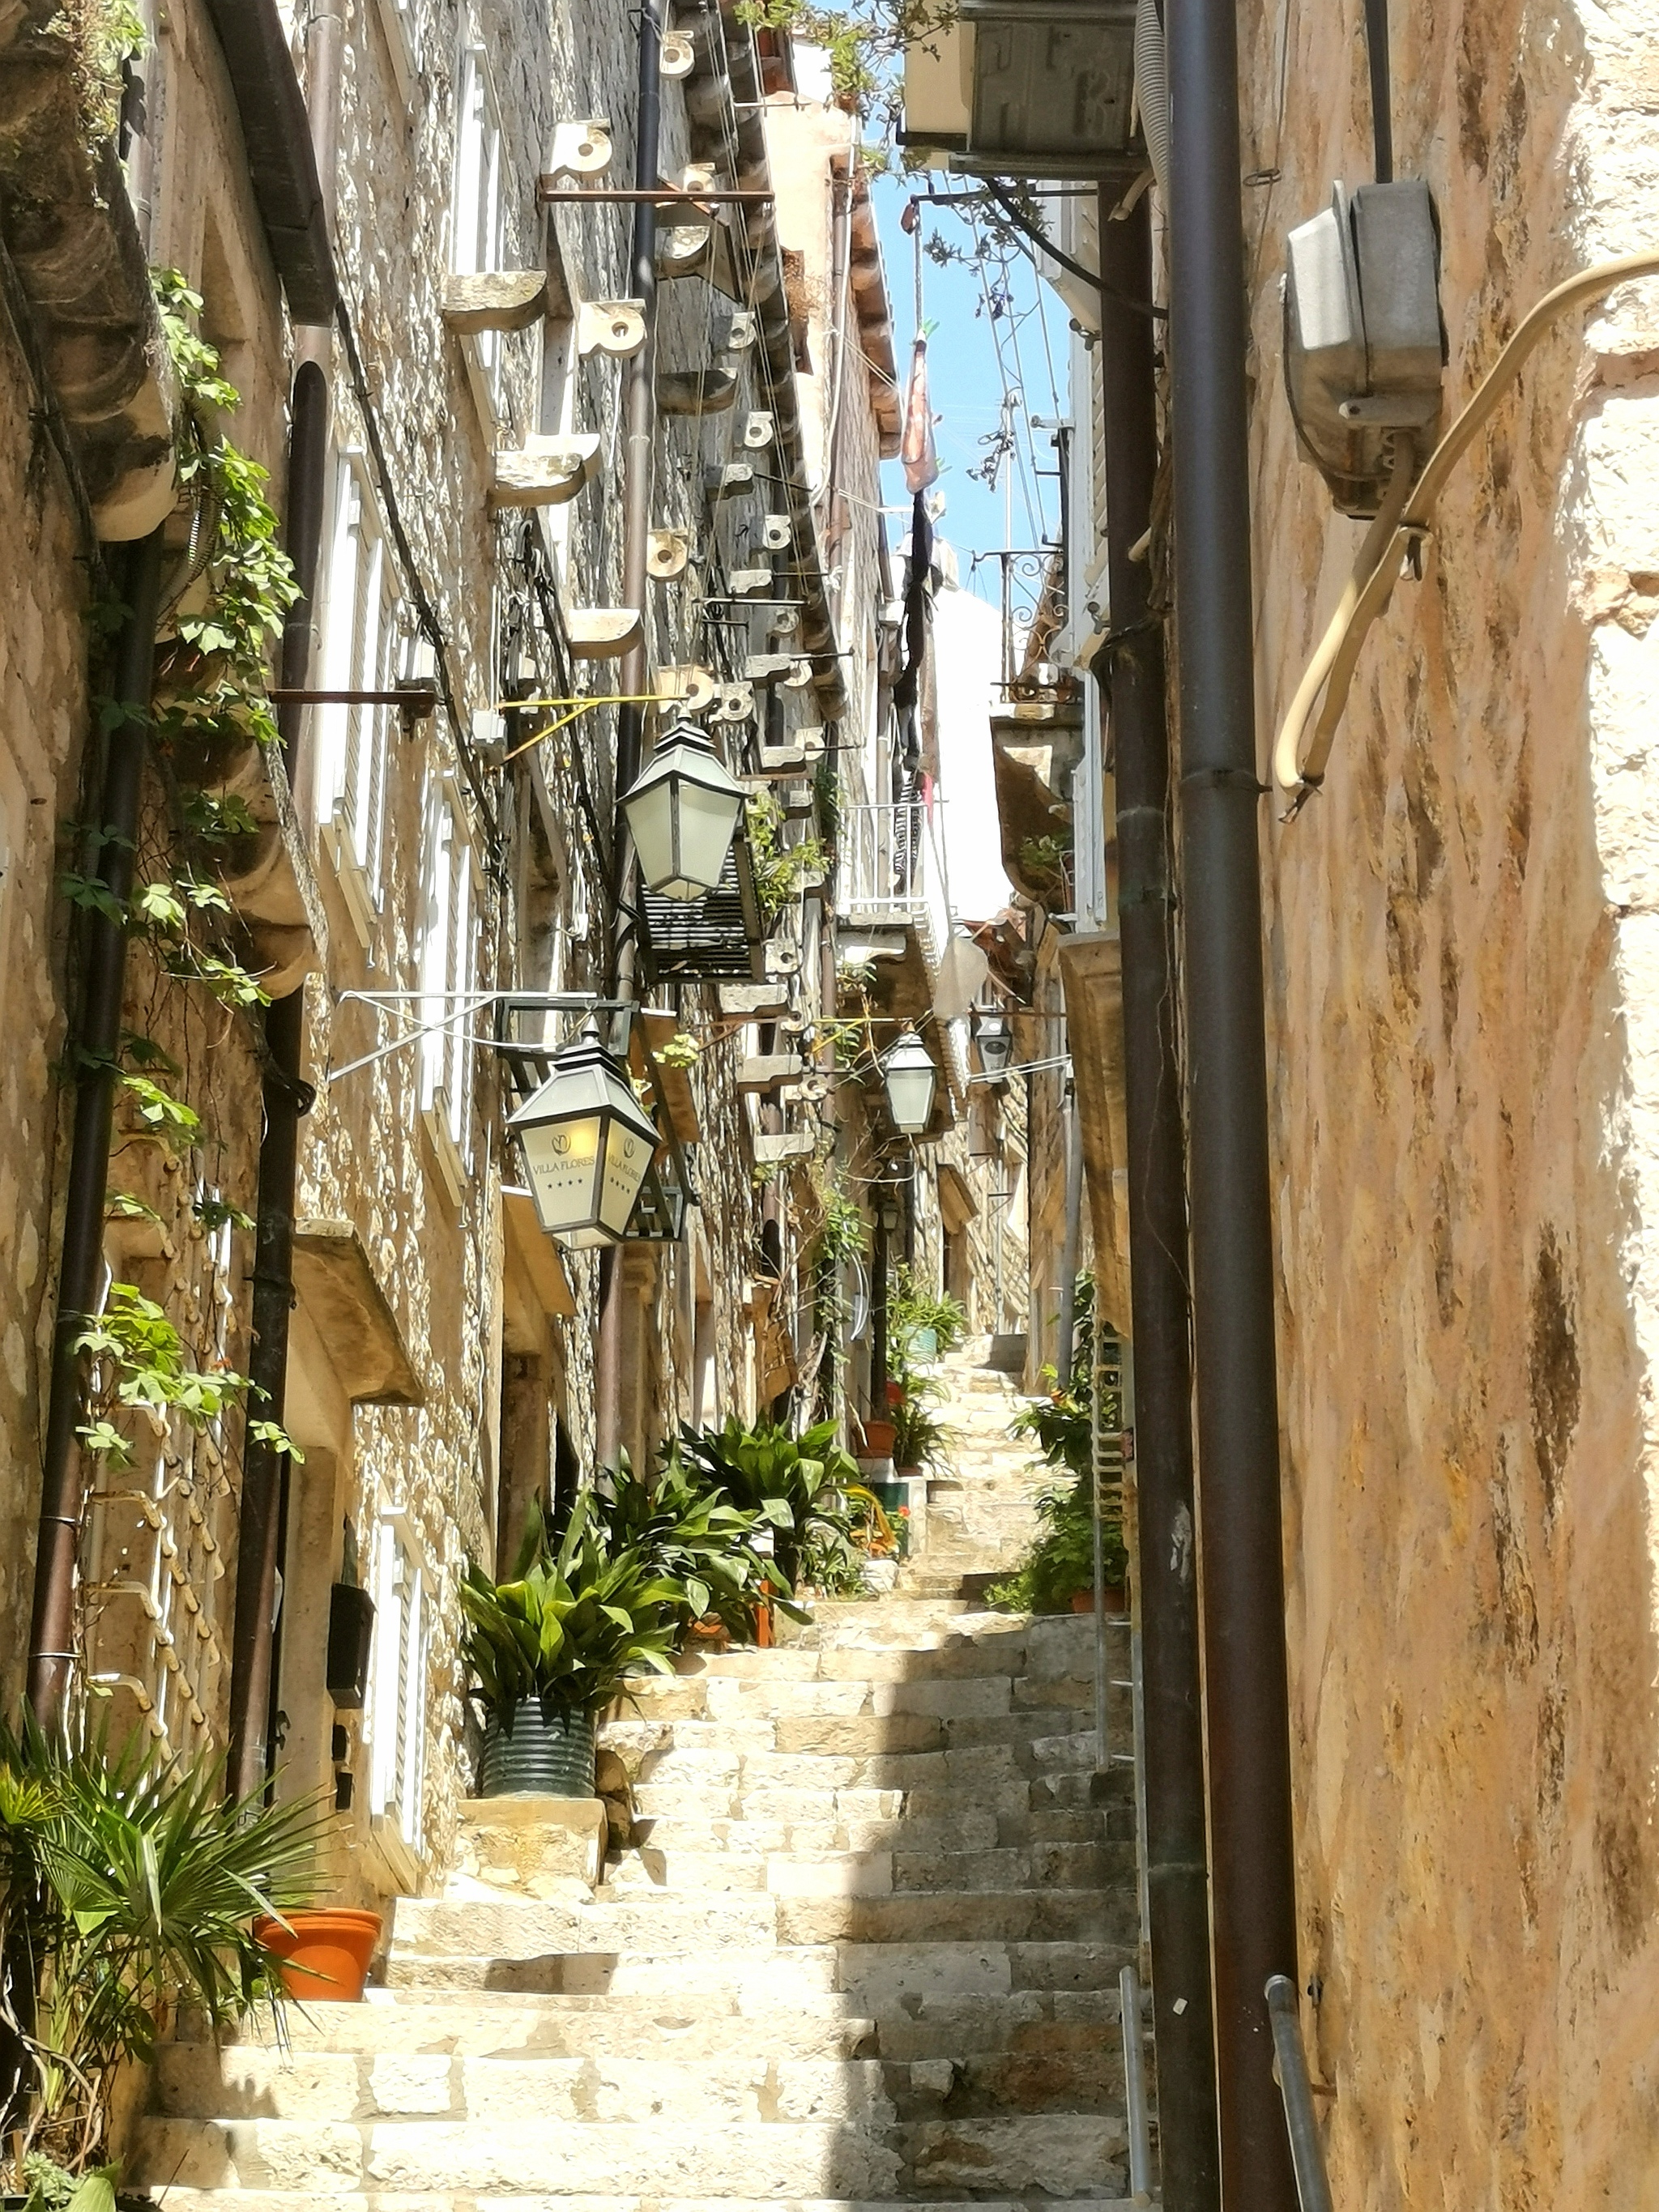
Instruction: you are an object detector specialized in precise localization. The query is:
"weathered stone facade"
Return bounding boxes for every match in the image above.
[1244,2,1659,2196]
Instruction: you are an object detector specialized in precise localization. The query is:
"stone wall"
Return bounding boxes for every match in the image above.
[1245,0,1659,2195]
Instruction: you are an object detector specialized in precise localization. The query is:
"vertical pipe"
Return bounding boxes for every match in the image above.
[1265,1977,1335,2212]
[595,0,662,1472]
[1164,0,1300,2201]
[1120,1964,1155,2201]
[1097,190,1221,2212]
[27,528,165,1732]
[1363,0,1393,183]
[1056,1079,1081,1376]
[225,350,331,1801]
[224,5,339,1791]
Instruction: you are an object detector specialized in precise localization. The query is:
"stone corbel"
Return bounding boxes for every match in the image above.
[577,299,646,358]
[489,433,603,509]
[656,366,739,416]
[565,607,644,659]
[441,271,550,334]
[546,118,613,178]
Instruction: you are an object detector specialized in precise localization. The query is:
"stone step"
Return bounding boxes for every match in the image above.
[388,1891,778,1961]
[609,1707,1116,1769]
[129,2112,1129,2199]
[773,1887,1136,1948]
[143,2193,1130,2212]
[601,1841,1127,1898]
[382,1944,840,1999]
[153,2040,1127,2125]
[650,1618,1114,1685]
[213,1996,873,2057]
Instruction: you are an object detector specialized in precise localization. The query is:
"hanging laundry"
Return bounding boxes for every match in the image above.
[900,335,940,494]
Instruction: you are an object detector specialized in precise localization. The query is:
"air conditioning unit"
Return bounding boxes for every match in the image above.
[1284,180,1445,517]
[901,0,1142,177]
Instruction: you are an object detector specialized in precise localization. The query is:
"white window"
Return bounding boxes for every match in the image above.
[452,43,506,423]
[316,456,399,944]
[417,778,478,1194]
[367,1512,429,1852]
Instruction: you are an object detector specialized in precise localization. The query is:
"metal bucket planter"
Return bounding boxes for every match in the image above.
[479,1698,597,1798]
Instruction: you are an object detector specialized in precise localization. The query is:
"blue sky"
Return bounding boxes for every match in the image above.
[869,173,1072,611]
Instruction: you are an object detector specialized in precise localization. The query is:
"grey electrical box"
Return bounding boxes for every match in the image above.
[958,0,1141,177]
[1284,181,1444,517]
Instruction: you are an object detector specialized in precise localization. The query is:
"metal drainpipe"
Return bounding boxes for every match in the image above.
[1056,1078,1081,1377]
[224,6,339,1800]
[1163,0,1300,2201]
[594,0,663,1473]
[1097,186,1221,2212]
[27,527,166,1733]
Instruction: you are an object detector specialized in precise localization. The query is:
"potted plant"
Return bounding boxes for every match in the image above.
[249,1905,384,2004]
[0,1718,324,2197]
[597,1451,795,1643]
[889,1382,953,1481]
[460,1490,683,1797]
[667,1416,864,1596]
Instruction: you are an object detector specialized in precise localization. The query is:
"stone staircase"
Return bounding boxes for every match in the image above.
[899,1347,1050,1598]
[129,1596,1143,2212]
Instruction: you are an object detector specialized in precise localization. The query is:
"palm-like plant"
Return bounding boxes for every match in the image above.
[0,1719,322,2185]
[459,1488,683,1723]
[667,1417,864,1592]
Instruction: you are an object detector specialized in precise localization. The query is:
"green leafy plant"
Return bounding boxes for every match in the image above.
[459,1490,682,1722]
[0,1720,322,2184]
[889,1264,968,1365]
[58,0,147,150]
[889,1387,953,1476]
[745,789,826,922]
[987,1474,1129,1614]
[654,1031,702,1069]
[598,1454,802,1638]
[667,1417,865,1593]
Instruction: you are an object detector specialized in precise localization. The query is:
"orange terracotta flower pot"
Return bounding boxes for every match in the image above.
[254,1908,382,2003]
[1071,1585,1128,1616]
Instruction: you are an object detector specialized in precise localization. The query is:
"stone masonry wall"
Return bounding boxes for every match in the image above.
[1244,0,1659,2197]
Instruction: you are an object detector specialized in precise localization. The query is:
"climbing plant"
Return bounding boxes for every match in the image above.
[746,788,825,922]
[59,275,301,1480]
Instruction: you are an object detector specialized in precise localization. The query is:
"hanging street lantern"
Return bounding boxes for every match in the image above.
[881,1030,938,1136]
[621,720,747,901]
[507,1020,660,1247]
[975,1010,1013,1080]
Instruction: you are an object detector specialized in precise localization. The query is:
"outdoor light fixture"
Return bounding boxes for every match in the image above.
[507,1020,660,1248]
[621,720,746,901]
[975,1011,1013,1080]
[877,1196,902,1234]
[882,1032,938,1136]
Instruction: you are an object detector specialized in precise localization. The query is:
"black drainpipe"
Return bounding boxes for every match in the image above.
[224,356,329,1802]
[1164,0,1300,2200]
[1095,186,1221,2212]
[595,0,662,1472]
[224,0,339,1796]
[26,526,165,1732]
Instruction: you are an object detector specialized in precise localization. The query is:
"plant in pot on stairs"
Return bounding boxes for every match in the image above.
[460,1489,683,1798]
[0,1717,324,2210]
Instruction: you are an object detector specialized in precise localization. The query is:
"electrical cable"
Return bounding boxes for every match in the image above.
[1274,248,1659,800]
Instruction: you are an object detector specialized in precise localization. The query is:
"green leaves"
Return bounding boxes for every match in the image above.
[0,1715,326,2180]
[462,1490,680,1722]
[71,1284,251,1460]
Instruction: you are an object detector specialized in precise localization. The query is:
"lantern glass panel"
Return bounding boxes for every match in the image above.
[599,1112,655,1235]
[625,778,677,893]
[883,1038,938,1134]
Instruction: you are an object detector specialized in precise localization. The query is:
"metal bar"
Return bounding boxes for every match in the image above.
[1120,1965,1154,2201]
[270,685,437,709]
[536,183,775,203]
[1363,0,1393,182]
[1164,0,1300,2197]
[28,528,165,1731]
[1265,1978,1334,2212]
[1097,189,1222,2212]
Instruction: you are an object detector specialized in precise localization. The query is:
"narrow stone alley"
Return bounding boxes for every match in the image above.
[130,1375,1141,2211]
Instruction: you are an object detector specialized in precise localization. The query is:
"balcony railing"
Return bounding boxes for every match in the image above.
[839,800,952,975]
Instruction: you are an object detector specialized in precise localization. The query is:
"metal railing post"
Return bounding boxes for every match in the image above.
[1265,1977,1333,2212]
[1120,1964,1154,2203]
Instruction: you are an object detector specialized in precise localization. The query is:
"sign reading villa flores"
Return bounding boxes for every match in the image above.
[508,1021,660,1247]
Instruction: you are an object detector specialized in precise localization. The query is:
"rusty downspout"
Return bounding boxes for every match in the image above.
[1096,186,1221,2212]
[27,527,165,1732]
[1164,0,1300,2197]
